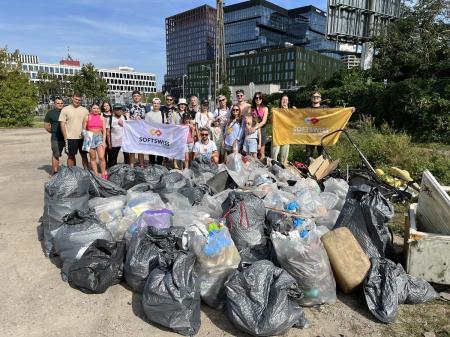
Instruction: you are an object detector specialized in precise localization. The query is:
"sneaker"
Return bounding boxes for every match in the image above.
[101,173,108,180]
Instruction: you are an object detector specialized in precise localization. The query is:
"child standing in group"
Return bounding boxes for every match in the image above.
[243,114,261,159]
[210,119,224,162]
[82,103,107,178]
[182,112,196,169]
[222,104,243,161]
[106,104,129,168]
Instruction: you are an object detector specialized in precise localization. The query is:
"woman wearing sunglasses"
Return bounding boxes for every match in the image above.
[222,104,243,162]
[249,92,268,159]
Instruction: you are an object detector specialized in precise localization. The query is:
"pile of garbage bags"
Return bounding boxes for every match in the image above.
[38,160,438,336]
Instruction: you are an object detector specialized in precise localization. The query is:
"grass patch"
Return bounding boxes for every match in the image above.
[289,119,450,185]
[382,300,450,337]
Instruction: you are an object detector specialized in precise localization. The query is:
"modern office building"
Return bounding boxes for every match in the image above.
[224,1,339,58]
[4,51,39,64]
[19,57,156,96]
[187,46,342,100]
[163,5,216,98]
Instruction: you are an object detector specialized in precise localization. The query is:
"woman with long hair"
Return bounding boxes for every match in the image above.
[188,95,200,120]
[101,101,113,167]
[271,94,290,163]
[250,92,269,159]
[222,104,243,162]
[82,104,107,178]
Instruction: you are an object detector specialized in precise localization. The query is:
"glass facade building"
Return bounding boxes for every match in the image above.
[224,1,339,59]
[187,46,342,100]
[164,5,216,98]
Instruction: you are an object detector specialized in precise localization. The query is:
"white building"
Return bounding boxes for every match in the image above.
[19,57,156,96]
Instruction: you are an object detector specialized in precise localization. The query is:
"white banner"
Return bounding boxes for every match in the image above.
[122,120,188,160]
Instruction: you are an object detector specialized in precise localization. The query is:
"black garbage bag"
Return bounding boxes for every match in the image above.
[222,191,267,251]
[42,166,90,256]
[142,251,201,336]
[190,157,219,176]
[179,184,210,205]
[363,258,438,323]
[124,225,184,292]
[225,260,308,336]
[87,170,127,198]
[67,239,125,294]
[134,164,168,188]
[107,164,140,189]
[335,185,394,258]
[155,171,190,193]
[54,210,113,280]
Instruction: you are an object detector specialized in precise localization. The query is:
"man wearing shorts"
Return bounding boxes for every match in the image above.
[59,92,89,168]
[44,97,65,175]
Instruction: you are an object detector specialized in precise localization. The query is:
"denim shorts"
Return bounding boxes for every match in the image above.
[243,138,257,154]
[185,142,194,153]
[91,133,103,149]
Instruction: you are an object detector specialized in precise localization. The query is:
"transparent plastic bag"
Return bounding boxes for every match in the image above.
[323,178,349,199]
[124,191,165,217]
[315,209,340,230]
[190,224,241,309]
[271,229,336,306]
[295,189,327,217]
[319,192,339,210]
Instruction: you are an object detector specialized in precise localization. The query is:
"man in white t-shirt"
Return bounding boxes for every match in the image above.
[193,127,219,164]
[106,104,129,167]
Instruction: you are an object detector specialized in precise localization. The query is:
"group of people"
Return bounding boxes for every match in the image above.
[44,89,329,176]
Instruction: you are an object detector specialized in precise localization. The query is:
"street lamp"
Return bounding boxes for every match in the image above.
[200,65,212,104]
[182,74,188,98]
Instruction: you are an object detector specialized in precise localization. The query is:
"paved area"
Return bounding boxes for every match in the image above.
[0,128,446,337]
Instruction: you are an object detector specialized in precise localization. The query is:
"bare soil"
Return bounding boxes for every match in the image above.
[0,128,448,337]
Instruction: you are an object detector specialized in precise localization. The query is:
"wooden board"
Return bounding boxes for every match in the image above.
[308,155,340,181]
[416,170,450,235]
[405,203,450,285]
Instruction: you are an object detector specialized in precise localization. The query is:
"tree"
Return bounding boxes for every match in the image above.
[217,84,231,106]
[142,92,166,104]
[0,49,38,127]
[36,71,73,102]
[371,0,450,81]
[71,63,108,103]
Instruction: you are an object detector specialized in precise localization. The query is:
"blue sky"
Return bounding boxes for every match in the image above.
[0,0,326,89]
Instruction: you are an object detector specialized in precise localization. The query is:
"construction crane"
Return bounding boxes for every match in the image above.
[215,0,226,101]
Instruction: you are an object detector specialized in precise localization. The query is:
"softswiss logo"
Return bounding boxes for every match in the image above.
[304,117,320,125]
[149,128,162,137]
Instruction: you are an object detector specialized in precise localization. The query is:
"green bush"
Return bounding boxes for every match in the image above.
[289,119,450,185]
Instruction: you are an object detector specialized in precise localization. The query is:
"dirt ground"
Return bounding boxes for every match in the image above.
[0,128,448,337]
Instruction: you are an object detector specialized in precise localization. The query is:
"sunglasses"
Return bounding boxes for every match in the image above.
[232,108,239,111]
[219,98,225,102]
[201,133,209,136]
[312,95,321,98]
[255,96,262,100]
[237,94,244,97]
[166,98,173,101]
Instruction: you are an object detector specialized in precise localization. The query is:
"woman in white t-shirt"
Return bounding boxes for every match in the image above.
[106,104,129,167]
[194,99,214,136]
[193,127,218,164]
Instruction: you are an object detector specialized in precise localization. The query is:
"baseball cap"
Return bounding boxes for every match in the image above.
[152,97,161,103]
[201,99,209,105]
[177,98,187,106]
[112,103,123,110]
